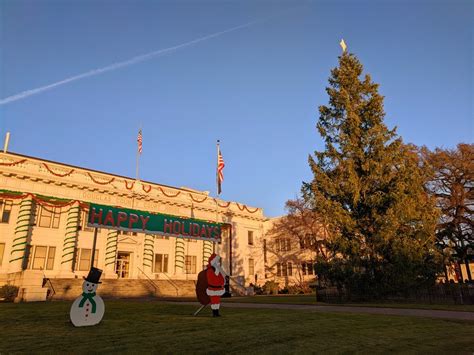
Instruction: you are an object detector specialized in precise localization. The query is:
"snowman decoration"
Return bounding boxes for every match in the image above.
[70,267,105,327]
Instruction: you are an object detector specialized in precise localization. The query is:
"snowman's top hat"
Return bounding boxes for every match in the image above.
[83,267,102,284]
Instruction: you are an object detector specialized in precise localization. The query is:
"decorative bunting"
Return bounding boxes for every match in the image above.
[0,156,260,214]
[43,163,75,177]
[0,159,27,166]
[86,173,115,185]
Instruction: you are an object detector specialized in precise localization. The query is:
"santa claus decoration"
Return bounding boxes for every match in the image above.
[196,253,226,317]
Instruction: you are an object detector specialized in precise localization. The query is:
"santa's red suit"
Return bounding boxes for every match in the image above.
[206,254,225,317]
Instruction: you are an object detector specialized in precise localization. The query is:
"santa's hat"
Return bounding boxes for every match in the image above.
[208,253,219,267]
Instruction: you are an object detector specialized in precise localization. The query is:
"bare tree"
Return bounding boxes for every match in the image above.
[423,143,474,282]
[269,198,330,261]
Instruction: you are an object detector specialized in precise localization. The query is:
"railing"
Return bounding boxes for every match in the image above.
[228,276,247,296]
[136,267,159,296]
[40,267,56,301]
[159,272,180,296]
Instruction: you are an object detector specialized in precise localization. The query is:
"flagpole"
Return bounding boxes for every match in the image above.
[136,148,140,181]
[136,124,142,181]
[214,140,220,254]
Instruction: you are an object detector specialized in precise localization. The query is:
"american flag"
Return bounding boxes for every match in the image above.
[137,129,143,154]
[217,144,225,195]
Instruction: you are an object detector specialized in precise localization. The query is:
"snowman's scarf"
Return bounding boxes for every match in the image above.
[79,292,97,313]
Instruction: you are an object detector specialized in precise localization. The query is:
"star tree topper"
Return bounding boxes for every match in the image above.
[340,38,347,53]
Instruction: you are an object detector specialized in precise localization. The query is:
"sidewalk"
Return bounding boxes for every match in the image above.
[166,301,474,321]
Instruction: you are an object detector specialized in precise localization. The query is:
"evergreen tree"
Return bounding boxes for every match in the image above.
[305,52,442,298]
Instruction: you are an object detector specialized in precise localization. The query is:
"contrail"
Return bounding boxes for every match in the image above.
[0,16,274,106]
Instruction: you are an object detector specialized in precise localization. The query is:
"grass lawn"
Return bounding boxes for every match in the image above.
[0,300,473,353]
[224,294,474,312]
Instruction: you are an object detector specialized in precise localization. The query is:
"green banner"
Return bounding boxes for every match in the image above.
[87,203,222,242]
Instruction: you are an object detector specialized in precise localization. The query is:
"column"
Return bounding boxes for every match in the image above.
[9,196,34,273]
[104,230,118,278]
[60,202,80,274]
[202,240,213,269]
[142,233,154,275]
[174,238,185,274]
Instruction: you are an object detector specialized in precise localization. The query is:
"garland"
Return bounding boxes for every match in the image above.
[0,191,29,200]
[142,184,152,193]
[189,193,208,203]
[124,180,135,190]
[243,206,260,213]
[236,203,260,214]
[217,201,232,208]
[0,190,88,211]
[43,163,75,177]
[1,155,263,214]
[87,172,115,185]
[158,187,181,198]
[0,159,27,166]
[31,195,79,210]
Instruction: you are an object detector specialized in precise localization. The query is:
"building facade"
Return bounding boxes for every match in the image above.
[0,151,266,300]
[262,217,319,292]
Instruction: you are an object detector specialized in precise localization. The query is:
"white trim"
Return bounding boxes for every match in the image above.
[206,289,225,296]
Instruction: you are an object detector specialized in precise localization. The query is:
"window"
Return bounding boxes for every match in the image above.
[74,248,99,271]
[32,246,47,269]
[185,255,197,274]
[248,231,254,245]
[301,262,313,275]
[27,245,56,270]
[46,247,56,269]
[38,206,61,228]
[276,262,292,277]
[248,258,254,276]
[153,254,169,273]
[0,243,5,266]
[0,200,12,223]
[301,235,315,250]
[275,238,291,252]
[80,211,94,232]
[156,236,169,240]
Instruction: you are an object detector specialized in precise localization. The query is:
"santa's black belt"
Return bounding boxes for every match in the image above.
[208,285,223,288]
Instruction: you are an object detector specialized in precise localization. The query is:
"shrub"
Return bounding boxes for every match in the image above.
[0,285,19,302]
[262,281,279,295]
[288,285,306,294]
[253,284,264,295]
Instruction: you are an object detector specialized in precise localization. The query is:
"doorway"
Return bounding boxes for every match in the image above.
[116,252,131,278]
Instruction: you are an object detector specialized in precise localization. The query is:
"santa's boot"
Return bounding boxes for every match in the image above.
[212,309,221,317]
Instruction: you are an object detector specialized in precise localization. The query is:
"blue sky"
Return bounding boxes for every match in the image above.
[0,0,472,217]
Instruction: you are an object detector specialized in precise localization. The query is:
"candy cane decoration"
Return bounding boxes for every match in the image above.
[143,234,154,269]
[62,203,80,266]
[10,197,34,265]
[202,240,213,270]
[105,230,119,266]
[174,238,185,272]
